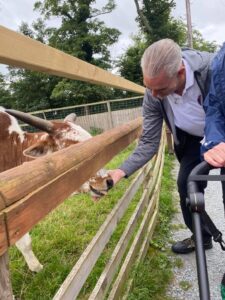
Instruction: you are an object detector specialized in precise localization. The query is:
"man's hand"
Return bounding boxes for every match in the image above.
[108,169,126,185]
[204,142,225,167]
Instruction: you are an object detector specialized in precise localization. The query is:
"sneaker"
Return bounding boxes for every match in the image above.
[171,236,213,254]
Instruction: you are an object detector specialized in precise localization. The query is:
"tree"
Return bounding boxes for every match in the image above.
[0,74,13,108]
[118,0,217,85]
[134,0,186,45]
[8,0,121,111]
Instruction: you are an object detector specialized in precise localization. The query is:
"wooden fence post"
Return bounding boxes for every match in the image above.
[165,126,174,154]
[0,252,13,300]
[106,101,113,129]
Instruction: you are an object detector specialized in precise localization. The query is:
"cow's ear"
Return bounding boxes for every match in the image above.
[23,142,53,158]
[64,113,76,123]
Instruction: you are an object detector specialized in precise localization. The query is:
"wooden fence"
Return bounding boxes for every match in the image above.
[0,25,167,299]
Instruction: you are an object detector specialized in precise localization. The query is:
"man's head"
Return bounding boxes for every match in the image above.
[141,39,186,98]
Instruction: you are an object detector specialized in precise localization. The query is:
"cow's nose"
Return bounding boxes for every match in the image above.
[106,179,114,190]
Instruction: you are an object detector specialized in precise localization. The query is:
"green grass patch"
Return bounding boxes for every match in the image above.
[179,280,192,291]
[126,153,176,300]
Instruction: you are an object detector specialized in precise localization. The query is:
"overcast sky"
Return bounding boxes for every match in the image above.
[1,0,225,73]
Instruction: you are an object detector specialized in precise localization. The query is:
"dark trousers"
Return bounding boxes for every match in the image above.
[174,127,212,241]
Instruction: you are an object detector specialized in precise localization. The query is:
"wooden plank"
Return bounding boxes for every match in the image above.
[108,134,166,299]
[89,188,149,300]
[53,167,146,300]
[0,26,145,94]
[0,118,142,207]
[0,252,13,299]
[108,190,158,300]
[0,213,8,256]
[122,210,158,300]
[138,148,165,261]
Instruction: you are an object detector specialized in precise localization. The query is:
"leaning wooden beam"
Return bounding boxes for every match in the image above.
[0,26,145,94]
[0,118,142,254]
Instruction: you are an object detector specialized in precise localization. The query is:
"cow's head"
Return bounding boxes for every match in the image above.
[5,109,113,199]
[89,169,114,200]
[5,109,92,158]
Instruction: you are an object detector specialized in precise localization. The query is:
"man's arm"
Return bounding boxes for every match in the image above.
[110,90,164,185]
[202,43,225,167]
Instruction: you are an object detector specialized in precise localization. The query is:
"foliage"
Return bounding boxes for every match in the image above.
[117,0,218,84]
[2,0,121,110]
[0,74,12,108]
[193,30,218,52]
[118,36,146,86]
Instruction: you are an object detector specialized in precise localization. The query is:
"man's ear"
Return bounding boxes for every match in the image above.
[178,64,185,76]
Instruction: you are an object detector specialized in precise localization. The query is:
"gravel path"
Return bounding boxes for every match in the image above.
[167,159,225,300]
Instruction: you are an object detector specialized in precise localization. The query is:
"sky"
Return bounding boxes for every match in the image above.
[1,0,225,73]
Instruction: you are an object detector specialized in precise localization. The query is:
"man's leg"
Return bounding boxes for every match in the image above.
[172,135,212,254]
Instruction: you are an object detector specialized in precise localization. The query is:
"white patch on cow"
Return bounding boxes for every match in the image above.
[40,134,48,141]
[64,123,92,142]
[7,114,25,143]
[0,106,6,112]
[15,233,43,272]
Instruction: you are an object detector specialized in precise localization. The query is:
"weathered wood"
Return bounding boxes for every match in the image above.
[122,210,158,300]
[88,136,165,299]
[89,188,149,300]
[0,118,142,206]
[1,122,141,248]
[108,190,159,300]
[166,126,174,154]
[0,213,8,256]
[108,133,165,300]
[53,166,147,300]
[0,26,145,94]
[0,252,13,299]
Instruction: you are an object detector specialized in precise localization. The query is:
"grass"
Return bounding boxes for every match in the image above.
[10,146,176,300]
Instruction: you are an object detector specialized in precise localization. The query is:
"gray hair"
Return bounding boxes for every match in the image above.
[141,39,182,78]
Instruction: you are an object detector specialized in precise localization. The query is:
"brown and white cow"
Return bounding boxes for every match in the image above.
[0,107,113,272]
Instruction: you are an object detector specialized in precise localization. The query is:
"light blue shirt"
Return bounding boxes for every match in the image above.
[167,59,205,137]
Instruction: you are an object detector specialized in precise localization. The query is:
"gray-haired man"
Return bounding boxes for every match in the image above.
[109,38,214,254]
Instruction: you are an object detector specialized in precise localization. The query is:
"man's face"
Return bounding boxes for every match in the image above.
[143,67,185,99]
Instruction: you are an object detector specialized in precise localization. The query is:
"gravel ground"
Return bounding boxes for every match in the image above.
[167,159,225,300]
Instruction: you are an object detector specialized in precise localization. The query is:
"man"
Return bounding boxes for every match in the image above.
[109,38,215,254]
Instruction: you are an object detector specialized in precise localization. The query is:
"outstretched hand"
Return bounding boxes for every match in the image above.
[108,169,126,185]
[204,142,225,167]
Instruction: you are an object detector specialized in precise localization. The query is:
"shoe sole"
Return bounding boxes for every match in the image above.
[172,244,213,254]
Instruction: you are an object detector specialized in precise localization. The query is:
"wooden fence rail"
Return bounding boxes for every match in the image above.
[0,118,142,254]
[0,26,145,94]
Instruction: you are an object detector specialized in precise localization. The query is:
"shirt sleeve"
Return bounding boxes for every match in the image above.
[201,43,225,154]
[119,89,163,177]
